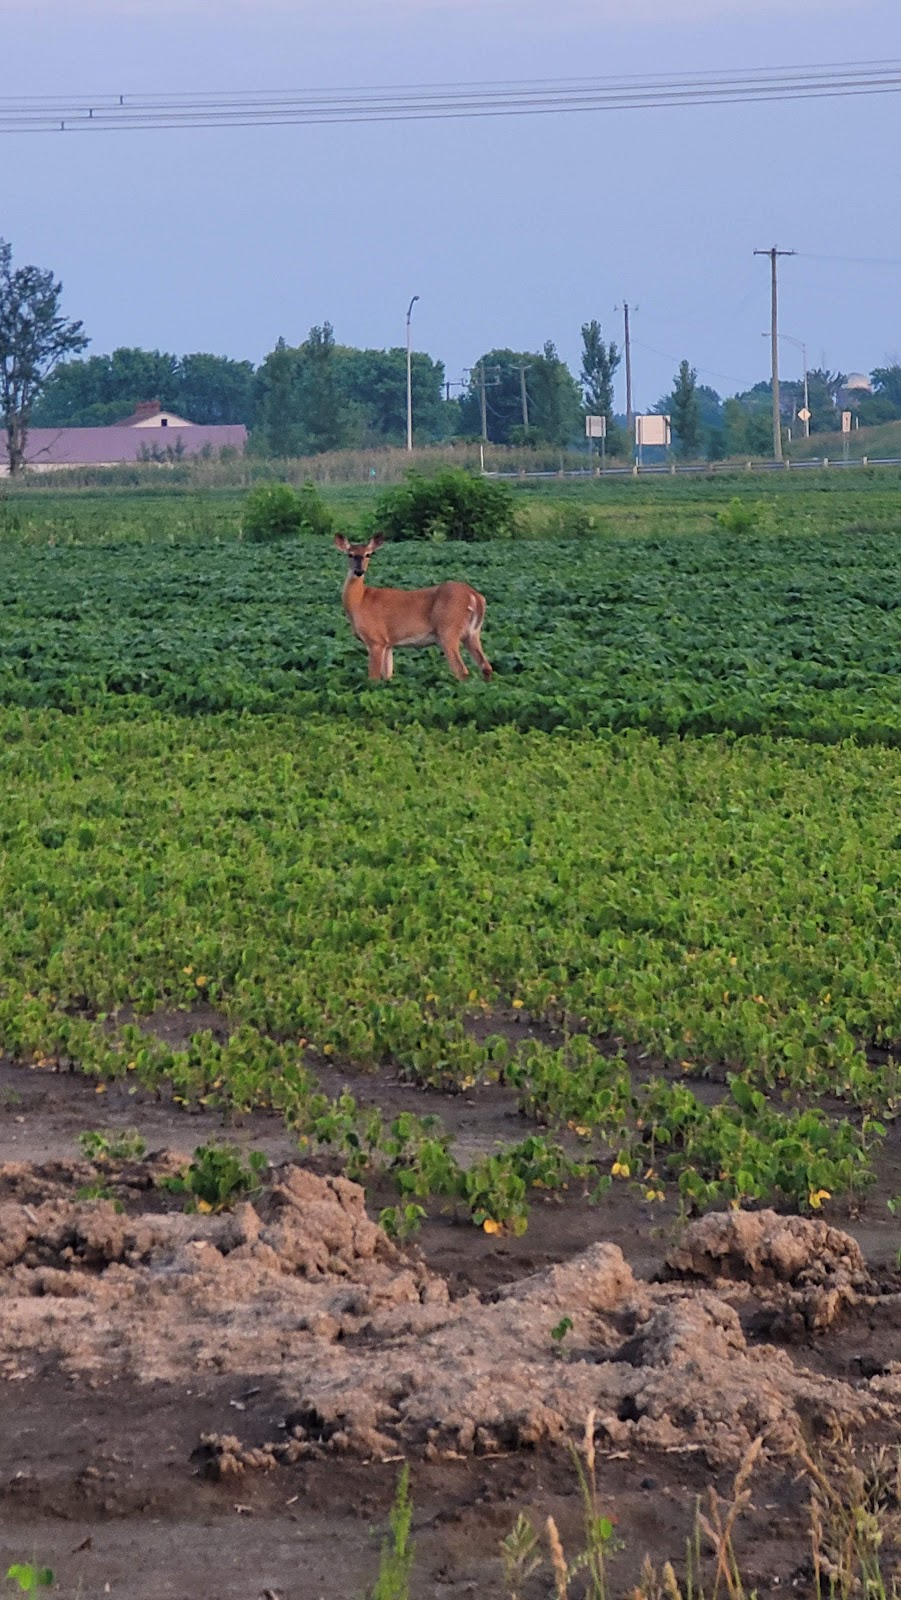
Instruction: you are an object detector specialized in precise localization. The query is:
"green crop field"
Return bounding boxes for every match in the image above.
[0,474,898,1230]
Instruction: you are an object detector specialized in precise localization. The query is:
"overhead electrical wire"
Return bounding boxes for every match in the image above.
[2,59,901,133]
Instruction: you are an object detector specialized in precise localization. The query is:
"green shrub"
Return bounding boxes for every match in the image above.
[163,1143,267,1211]
[242,481,333,543]
[715,497,775,535]
[370,467,517,543]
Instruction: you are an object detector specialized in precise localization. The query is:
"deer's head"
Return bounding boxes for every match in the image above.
[335,532,385,578]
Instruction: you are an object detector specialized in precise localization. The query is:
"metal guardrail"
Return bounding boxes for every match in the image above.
[483,455,901,480]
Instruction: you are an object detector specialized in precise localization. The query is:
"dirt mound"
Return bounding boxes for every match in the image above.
[665,1210,875,1332]
[0,1168,896,1468]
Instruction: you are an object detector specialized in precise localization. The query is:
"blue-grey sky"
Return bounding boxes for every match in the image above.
[2,0,900,410]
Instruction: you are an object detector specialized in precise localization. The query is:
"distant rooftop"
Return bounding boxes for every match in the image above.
[14,422,247,472]
[114,399,195,428]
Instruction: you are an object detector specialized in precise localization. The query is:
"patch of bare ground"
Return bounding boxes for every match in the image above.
[0,1054,897,1597]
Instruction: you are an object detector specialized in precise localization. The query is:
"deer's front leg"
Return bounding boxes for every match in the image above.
[367,643,393,680]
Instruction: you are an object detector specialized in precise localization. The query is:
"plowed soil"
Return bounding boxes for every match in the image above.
[0,1056,898,1600]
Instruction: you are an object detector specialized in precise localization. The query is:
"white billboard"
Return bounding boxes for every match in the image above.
[585,415,607,439]
[635,414,671,447]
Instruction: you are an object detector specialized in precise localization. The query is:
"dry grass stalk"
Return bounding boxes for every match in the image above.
[547,1515,570,1599]
[697,1436,764,1600]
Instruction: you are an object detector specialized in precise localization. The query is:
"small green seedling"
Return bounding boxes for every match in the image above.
[75,1181,123,1211]
[379,1204,427,1243]
[6,1565,54,1594]
[78,1128,146,1163]
[370,1463,414,1600]
[163,1143,267,1212]
[551,1316,574,1356]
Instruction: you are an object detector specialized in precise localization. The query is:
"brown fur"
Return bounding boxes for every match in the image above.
[334,534,493,683]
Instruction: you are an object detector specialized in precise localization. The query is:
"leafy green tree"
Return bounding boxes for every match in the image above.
[668,361,701,457]
[580,319,621,449]
[458,349,525,443]
[699,386,726,458]
[254,337,303,456]
[722,396,773,457]
[255,325,450,456]
[806,367,844,434]
[530,341,583,447]
[855,367,901,426]
[0,238,87,473]
[333,346,447,444]
[33,347,177,425]
[459,345,582,446]
[870,364,901,409]
[175,353,255,425]
[33,346,254,427]
[296,323,344,455]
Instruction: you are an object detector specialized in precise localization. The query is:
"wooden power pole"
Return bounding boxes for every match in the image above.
[623,302,633,440]
[754,246,795,462]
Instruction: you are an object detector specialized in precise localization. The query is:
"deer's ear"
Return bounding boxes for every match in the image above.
[370,533,385,551]
[334,534,350,552]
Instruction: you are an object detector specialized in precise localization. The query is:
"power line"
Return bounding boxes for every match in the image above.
[630,339,746,388]
[3,60,901,133]
[795,251,901,268]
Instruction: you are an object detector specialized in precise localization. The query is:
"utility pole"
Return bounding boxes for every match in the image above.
[472,362,500,442]
[623,302,633,439]
[516,361,531,430]
[754,248,795,461]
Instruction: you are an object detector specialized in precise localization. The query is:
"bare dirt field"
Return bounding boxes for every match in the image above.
[0,1057,898,1600]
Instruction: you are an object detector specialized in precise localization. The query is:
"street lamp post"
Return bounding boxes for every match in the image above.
[406,295,419,452]
[784,337,809,438]
[760,331,810,439]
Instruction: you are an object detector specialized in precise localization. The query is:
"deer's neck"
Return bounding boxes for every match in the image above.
[342,573,367,616]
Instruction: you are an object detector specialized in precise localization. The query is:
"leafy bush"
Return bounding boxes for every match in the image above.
[370,467,517,543]
[242,480,333,543]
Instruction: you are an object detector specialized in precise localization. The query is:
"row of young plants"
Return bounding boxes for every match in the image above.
[1,524,899,741]
[1,707,896,1228]
[49,1019,885,1230]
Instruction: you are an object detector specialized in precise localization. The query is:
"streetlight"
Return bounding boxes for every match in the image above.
[406,295,419,452]
[761,331,809,437]
[782,335,809,438]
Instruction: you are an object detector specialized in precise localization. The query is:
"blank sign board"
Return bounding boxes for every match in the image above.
[635,414,671,447]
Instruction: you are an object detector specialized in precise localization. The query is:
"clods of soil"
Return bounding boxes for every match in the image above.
[0,1060,898,1598]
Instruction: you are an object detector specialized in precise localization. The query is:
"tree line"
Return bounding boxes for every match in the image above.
[5,235,901,475]
[38,325,901,462]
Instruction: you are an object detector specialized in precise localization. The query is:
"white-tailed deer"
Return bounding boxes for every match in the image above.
[334,533,493,683]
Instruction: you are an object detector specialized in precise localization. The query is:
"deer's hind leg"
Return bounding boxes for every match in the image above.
[437,630,469,681]
[463,624,492,682]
